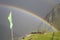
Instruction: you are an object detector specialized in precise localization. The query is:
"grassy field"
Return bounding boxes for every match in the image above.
[21,32,60,40]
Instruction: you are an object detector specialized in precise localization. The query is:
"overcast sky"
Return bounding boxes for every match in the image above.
[0,0,60,40]
[0,0,60,18]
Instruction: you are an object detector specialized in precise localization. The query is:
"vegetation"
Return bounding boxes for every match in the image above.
[21,32,60,40]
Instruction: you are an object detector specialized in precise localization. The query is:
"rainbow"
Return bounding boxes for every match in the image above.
[0,4,58,31]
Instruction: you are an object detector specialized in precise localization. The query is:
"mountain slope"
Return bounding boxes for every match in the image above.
[45,4,60,30]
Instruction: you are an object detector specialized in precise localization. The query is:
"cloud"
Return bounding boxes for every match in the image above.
[47,0,60,5]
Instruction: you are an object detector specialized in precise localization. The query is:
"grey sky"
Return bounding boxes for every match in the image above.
[0,0,60,18]
[11,7,57,36]
[0,0,60,40]
[0,6,57,39]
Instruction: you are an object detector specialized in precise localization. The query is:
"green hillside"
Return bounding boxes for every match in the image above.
[21,32,60,40]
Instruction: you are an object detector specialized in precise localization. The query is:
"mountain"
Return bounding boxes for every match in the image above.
[45,4,60,30]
